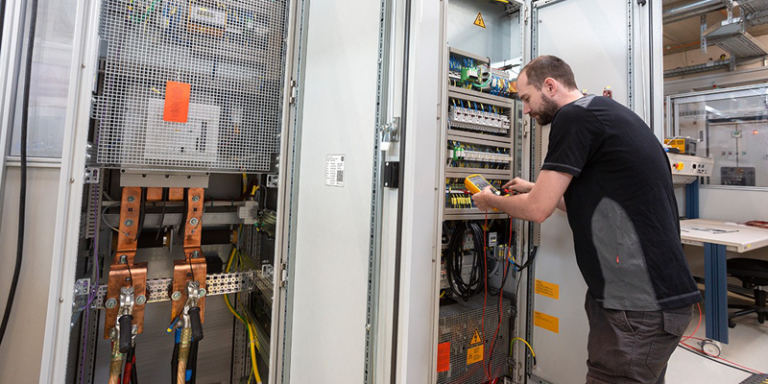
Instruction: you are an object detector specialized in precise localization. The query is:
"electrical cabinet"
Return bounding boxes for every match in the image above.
[0,0,661,383]
[398,0,663,383]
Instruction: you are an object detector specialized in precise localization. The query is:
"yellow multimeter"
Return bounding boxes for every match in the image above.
[464,174,500,196]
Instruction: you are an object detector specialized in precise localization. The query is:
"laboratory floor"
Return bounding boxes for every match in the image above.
[666,300,768,384]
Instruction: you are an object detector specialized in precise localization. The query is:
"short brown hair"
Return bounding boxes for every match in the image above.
[521,55,578,91]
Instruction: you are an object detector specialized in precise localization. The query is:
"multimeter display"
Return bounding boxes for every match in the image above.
[464,174,500,195]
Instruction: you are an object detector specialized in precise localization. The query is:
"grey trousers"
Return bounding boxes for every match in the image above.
[584,293,693,384]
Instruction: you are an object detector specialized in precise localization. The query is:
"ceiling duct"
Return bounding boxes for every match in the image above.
[740,0,768,27]
[703,17,768,59]
[663,0,727,24]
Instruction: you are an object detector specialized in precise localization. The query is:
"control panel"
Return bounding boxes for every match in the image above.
[667,153,714,184]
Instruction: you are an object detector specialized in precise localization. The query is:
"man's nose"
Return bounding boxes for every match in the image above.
[522,104,531,115]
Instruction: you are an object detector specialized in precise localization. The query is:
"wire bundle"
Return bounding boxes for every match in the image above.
[224,230,263,384]
[446,222,486,301]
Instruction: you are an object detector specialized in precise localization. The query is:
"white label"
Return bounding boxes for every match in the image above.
[190,6,227,27]
[489,232,498,247]
[325,155,345,187]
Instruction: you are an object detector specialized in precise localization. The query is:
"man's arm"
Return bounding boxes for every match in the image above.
[472,170,572,223]
[504,177,567,212]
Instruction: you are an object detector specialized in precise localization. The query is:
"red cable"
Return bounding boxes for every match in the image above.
[679,341,763,374]
[680,302,702,344]
[482,214,489,380]
[122,351,134,384]
[678,303,763,374]
[487,216,513,378]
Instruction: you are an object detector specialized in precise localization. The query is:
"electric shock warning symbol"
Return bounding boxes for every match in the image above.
[471,329,482,345]
[474,12,486,28]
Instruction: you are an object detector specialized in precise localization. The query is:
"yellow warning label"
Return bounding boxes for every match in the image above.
[535,279,560,300]
[467,345,484,365]
[474,12,486,28]
[534,311,560,334]
[470,329,482,345]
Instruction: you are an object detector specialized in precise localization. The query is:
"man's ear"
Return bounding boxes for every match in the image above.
[544,78,556,95]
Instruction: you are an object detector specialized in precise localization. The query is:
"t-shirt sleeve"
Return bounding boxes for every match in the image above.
[541,105,605,177]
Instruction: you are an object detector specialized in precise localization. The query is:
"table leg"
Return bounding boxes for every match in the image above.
[704,242,728,344]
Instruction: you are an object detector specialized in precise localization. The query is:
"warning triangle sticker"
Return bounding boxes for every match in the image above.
[471,329,482,344]
[474,12,486,29]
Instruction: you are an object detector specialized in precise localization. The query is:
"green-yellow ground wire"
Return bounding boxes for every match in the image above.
[225,245,262,383]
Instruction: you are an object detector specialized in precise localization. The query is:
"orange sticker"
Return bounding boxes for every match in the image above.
[163,81,191,123]
[534,311,560,334]
[535,279,560,300]
[467,345,484,365]
[437,342,450,373]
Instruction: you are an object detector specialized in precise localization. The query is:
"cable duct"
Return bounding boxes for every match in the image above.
[663,0,726,24]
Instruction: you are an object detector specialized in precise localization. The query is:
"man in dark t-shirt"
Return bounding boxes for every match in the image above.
[472,56,701,384]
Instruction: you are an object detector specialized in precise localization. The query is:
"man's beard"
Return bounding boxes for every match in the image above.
[534,94,559,126]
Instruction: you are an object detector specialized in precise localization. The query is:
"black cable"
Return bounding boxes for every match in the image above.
[486,230,513,377]
[171,335,180,384]
[514,246,538,304]
[0,0,6,51]
[676,344,756,374]
[156,188,168,240]
[131,345,138,384]
[513,244,539,272]
[446,222,485,301]
[0,0,37,349]
[489,222,515,297]
[181,189,195,282]
[188,339,198,384]
[122,345,135,383]
[135,187,146,241]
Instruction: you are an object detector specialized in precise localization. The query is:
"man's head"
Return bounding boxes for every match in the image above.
[517,55,581,126]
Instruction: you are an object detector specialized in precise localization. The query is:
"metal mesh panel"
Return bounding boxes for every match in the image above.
[437,295,512,384]
[91,271,255,308]
[739,374,768,384]
[96,0,288,173]
[714,33,768,59]
[741,0,768,15]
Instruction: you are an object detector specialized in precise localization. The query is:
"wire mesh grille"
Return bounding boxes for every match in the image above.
[437,295,512,384]
[741,0,768,15]
[739,374,768,384]
[96,0,289,173]
[714,33,768,59]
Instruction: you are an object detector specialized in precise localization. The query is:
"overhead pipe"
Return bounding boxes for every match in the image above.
[663,0,727,24]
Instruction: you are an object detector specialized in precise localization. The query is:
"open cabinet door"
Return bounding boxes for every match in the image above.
[280,0,386,383]
[527,1,661,383]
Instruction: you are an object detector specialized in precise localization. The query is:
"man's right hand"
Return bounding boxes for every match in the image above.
[503,178,534,193]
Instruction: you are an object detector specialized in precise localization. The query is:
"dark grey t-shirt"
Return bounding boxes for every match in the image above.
[542,95,701,311]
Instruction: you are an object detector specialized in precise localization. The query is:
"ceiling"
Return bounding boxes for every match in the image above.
[663,2,768,56]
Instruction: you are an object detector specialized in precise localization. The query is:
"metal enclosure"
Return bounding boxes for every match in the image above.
[393,0,526,383]
[0,0,302,382]
[369,0,663,383]
[0,0,665,383]
[95,0,287,173]
[279,0,387,383]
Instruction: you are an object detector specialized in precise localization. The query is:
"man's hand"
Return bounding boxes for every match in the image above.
[471,186,497,211]
[502,178,534,193]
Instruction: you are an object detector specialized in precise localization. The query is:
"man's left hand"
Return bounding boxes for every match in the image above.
[472,186,496,211]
